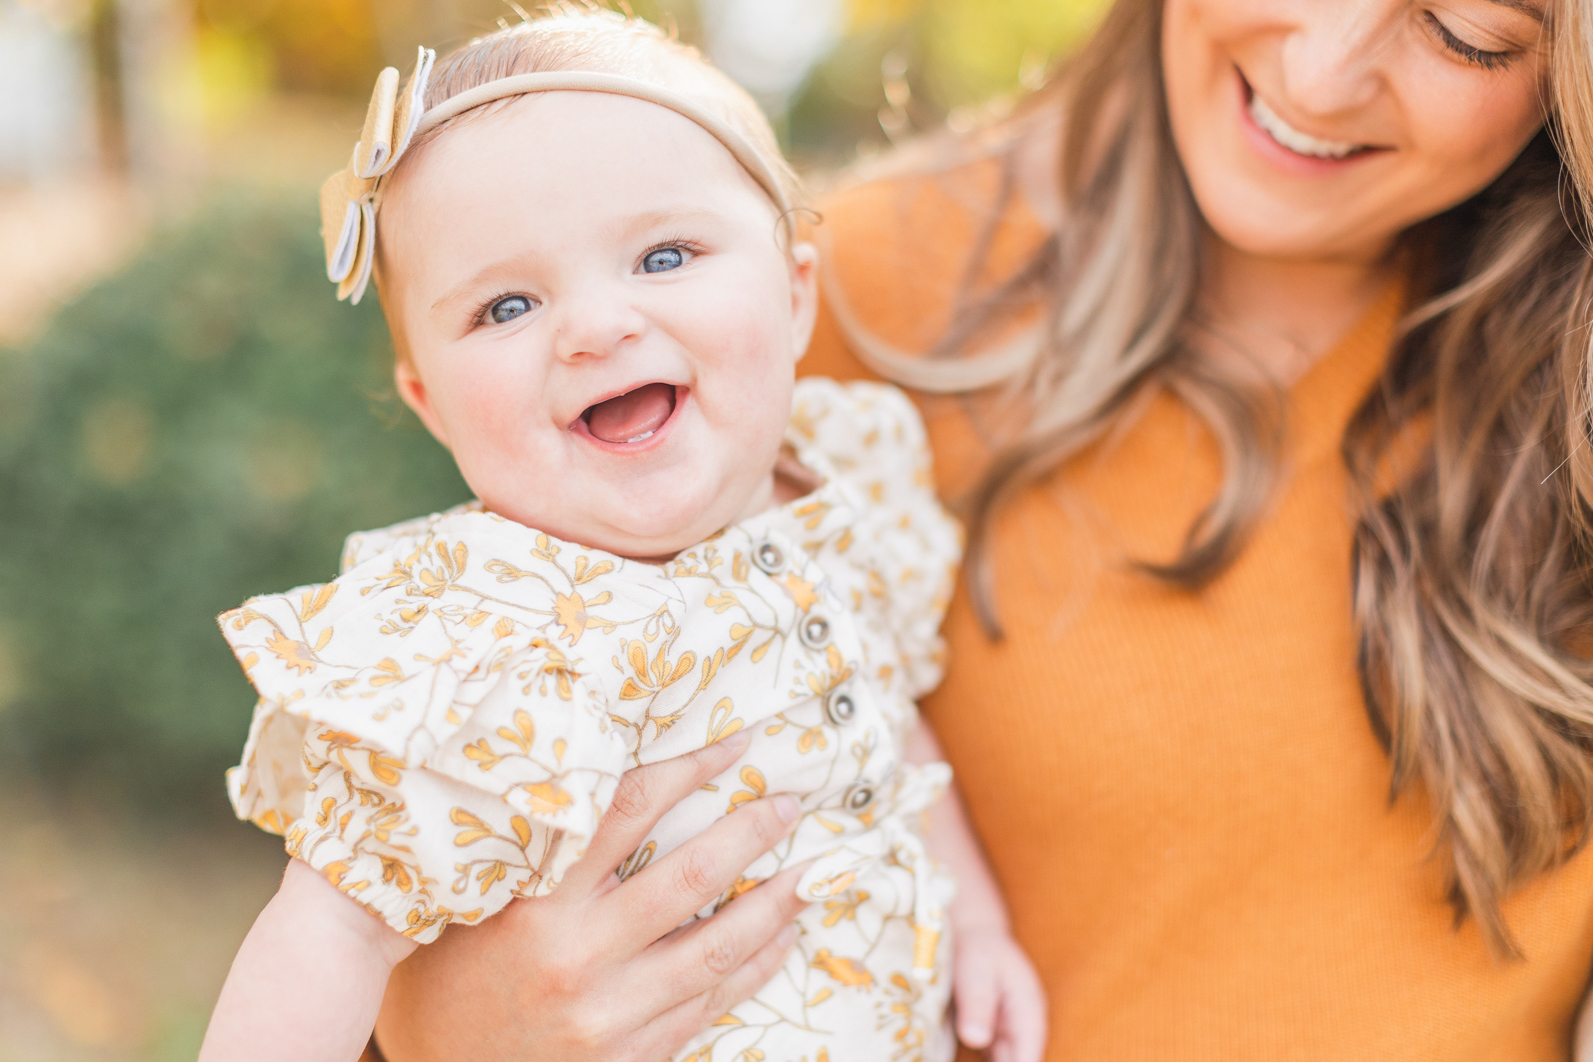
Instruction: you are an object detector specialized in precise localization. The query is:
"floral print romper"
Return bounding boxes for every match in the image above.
[221,377,964,1062]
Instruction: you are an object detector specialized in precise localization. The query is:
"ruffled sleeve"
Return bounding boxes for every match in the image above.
[219,526,628,943]
[790,378,964,699]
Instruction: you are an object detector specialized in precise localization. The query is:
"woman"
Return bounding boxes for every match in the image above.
[371,0,1593,1058]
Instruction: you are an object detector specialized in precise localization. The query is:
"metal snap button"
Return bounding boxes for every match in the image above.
[824,689,857,726]
[844,783,875,813]
[798,613,831,650]
[753,540,785,575]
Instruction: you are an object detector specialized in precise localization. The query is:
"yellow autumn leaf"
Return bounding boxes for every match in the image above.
[370,657,403,687]
[462,739,502,770]
[450,807,496,846]
[314,626,333,652]
[697,648,724,692]
[380,855,413,893]
[367,751,404,786]
[666,651,696,686]
[496,709,534,753]
[266,631,317,676]
[809,948,875,989]
[476,860,507,894]
[572,556,615,584]
[778,571,820,612]
[524,781,574,815]
[321,860,352,888]
[510,815,532,847]
[300,583,337,621]
[707,697,742,744]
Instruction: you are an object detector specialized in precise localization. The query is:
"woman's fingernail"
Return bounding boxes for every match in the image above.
[961,1025,990,1046]
[772,794,802,824]
[776,924,798,947]
[720,730,752,753]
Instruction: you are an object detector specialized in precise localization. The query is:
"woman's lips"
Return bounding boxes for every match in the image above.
[577,383,682,446]
[1236,70,1386,173]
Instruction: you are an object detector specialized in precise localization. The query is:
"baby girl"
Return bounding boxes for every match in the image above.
[200,11,1040,1062]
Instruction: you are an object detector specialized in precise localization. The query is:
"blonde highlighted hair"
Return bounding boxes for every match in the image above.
[838,0,1593,957]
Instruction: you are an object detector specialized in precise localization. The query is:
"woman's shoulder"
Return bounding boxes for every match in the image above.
[802,133,1054,384]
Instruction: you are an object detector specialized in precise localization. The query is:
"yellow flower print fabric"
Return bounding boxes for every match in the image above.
[219,378,964,1062]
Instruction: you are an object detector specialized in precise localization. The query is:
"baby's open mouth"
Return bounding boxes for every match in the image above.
[581,382,678,444]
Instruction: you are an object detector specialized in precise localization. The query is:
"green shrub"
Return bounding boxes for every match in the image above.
[0,192,469,817]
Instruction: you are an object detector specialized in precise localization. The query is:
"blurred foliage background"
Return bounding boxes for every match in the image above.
[0,0,1105,1057]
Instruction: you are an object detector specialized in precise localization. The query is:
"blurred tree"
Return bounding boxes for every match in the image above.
[88,0,128,171]
[0,195,469,816]
[188,0,694,100]
[788,0,1110,164]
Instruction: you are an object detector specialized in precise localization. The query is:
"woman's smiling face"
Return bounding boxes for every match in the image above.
[1163,0,1548,262]
[378,91,817,559]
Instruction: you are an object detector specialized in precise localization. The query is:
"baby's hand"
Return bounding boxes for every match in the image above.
[952,924,1047,1062]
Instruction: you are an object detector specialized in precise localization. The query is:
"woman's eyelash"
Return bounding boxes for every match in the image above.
[1425,12,1514,70]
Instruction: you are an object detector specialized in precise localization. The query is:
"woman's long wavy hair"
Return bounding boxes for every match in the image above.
[840,0,1593,956]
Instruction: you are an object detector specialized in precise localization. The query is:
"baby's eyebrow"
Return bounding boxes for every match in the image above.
[430,263,526,317]
[619,207,725,234]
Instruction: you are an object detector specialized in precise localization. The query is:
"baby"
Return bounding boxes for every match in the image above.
[200,11,1040,1062]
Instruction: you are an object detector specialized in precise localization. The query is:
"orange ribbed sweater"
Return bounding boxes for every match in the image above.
[800,157,1593,1061]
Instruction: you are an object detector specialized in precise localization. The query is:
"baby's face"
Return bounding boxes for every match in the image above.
[381,91,817,558]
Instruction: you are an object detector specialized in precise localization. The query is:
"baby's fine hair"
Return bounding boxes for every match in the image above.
[405,4,803,213]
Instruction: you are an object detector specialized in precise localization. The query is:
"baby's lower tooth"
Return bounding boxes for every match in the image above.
[625,430,655,444]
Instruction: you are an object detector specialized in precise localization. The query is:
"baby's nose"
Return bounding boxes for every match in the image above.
[548,287,647,362]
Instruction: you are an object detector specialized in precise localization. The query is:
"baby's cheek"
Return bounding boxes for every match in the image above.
[437,375,549,486]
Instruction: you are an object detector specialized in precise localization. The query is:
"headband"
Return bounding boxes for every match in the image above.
[320,47,796,305]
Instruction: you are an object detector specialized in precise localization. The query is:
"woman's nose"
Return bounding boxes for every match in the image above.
[1277,0,1389,118]
[547,282,646,363]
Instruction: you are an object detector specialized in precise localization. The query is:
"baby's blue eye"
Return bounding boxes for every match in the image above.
[490,295,533,323]
[642,247,685,273]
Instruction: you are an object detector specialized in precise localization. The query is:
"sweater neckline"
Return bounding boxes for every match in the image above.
[1286,278,1404,467]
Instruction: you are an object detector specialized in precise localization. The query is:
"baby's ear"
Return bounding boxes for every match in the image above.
[394,359,451,449]
[788,241,820,363]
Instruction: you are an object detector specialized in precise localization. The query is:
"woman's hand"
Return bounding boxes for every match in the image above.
[372,730,810,1062]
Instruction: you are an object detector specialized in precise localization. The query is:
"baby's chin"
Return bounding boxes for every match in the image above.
[489,483,775,562]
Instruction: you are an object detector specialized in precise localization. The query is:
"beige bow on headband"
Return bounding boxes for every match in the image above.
[319,46,435,305]
[319,48,795,306]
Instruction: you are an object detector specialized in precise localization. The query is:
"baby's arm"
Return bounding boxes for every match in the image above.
[199,859,417,1062]
[907,723,1047,1062]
